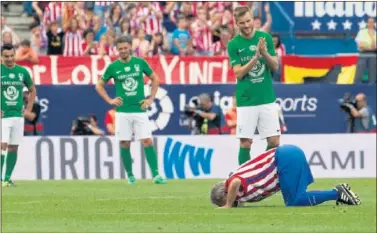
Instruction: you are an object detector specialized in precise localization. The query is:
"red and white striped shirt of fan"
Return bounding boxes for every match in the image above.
[225,148,280,203]
[63,31,84,56]
[211,41,228,56]
[43,2,63,26]
[191,20,213,52]
[95,2,113,7]
[136,3,163,35]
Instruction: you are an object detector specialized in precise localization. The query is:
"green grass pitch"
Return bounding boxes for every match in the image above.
[1,179,376,232]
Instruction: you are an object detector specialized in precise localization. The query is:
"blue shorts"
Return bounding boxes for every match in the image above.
[275,144,314,206]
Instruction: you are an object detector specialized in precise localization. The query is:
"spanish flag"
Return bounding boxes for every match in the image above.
[282,55,359,84]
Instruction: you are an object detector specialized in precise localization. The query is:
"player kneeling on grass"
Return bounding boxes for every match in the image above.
[210,145,361,208]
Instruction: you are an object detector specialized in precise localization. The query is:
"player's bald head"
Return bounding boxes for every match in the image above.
[210,182,226,207]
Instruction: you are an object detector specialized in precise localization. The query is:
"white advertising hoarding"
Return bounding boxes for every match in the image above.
[10,134,376,180]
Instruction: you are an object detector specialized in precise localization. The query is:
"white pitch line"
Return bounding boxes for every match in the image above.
[8,200,42,204]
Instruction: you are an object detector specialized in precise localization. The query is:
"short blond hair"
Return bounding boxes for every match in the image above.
[233,6,253,21]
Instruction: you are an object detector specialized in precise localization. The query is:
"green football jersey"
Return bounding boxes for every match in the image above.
[1,64,34,118]
[228,30,277,107]
[102,56,153,113]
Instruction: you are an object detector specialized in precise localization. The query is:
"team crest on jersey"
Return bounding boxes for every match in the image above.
[9,73,15,79]
[249,45,257,51]
[122,77,138,93]
[248,60,265,78]
[3,86,19,101]
[134,64,140,72]
[124,66,130,72]
[18,73,24,81]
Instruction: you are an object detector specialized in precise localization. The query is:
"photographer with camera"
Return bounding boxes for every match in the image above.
[184,93,226,135]
[23,87,43,136]
[71,114,105,136]
[340,93,376,133]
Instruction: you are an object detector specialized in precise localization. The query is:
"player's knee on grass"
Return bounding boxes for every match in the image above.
[7,145,18,152]
[240,138,252,148]
[119,141,131,148]
[1,143,7,151]
[141,138,153,147]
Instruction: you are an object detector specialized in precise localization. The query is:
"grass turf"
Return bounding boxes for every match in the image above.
[1,179,376,233]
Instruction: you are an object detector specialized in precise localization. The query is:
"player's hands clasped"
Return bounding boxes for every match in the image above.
[258,37,268,56]
[140,98,154,110]
[109,97,123,107]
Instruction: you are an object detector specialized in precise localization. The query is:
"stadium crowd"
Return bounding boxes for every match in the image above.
[1,1,286,59]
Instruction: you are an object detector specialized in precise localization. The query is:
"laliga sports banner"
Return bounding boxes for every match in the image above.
[282,54,359,84]
[10,134,376,180]
[36,84,376,135]
[18,56,233,85]
[271,2,376,33]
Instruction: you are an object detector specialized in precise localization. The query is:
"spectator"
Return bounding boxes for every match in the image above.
[272,33,286,82]
[119,18,135,37]
[63,17,84,56]
[1,16,20,47]
[149,32,169,56]
[191,6,215,56]
[93,2,113,21]
[22,2,34,17]
[132,28,150,57]
[253,2,272,32]
[106,3,124,35]
[46,21,64,55]
[82,29,98,55]
[137,3,164,39]
[42,2,63,30]
[23,87,43,136]
[92,16,107,42]
[15,39,39,64]
[162,2,179,50]
[211,28,232,56]
[354,17,376,84]
[106,30,118,57]
[1,32,13,47]
[98,35,110,57]
[225,94,237,135]
[171,16,193,55]
[29,23,42,54]
[104,108,116,135]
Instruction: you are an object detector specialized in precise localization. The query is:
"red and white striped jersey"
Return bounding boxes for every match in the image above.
[276,44,286,58]
[211,41,227,56]
[109,46,118,57]
[225,149,280,203]
[63,31,84,56]
[95,2,113,7]
[191,19,213,52]
[137,3,163,35]
[43,2,63,26]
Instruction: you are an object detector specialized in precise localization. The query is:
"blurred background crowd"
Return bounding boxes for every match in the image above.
[0,2,280,58]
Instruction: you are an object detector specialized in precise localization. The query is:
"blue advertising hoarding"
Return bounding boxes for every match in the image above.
[271,1,376,34]
[36,84,376,136]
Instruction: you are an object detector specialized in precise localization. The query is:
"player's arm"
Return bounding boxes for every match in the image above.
[221,178,241,208]
[260,35,278,73]
[141,59,159,109]
[24,70,36,112]
[228,41,259,80]
[96,65,122,106]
